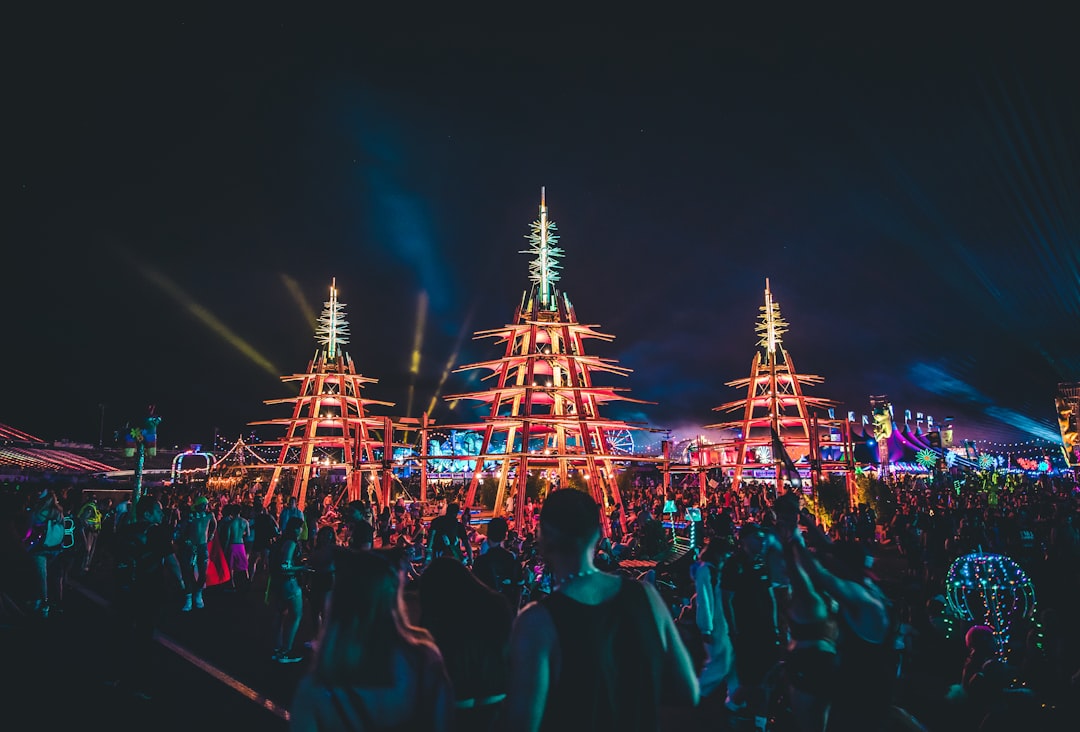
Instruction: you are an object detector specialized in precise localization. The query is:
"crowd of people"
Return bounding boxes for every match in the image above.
[1,466,1078,731]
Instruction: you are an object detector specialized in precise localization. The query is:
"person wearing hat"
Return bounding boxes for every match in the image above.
[178,495,217,611]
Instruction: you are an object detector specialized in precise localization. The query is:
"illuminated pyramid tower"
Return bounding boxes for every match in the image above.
[706,280,854,493]
[251,279,394,510]
[446,189,657,535]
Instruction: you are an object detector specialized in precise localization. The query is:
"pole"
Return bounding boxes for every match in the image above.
[132,440,145,514]
[420,412,429,504]
[662,439,672,494]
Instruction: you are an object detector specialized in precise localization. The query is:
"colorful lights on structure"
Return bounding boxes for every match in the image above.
[1055,382,1079,471]
[444,190,662,535]
[314,277,349,360]
[171,445,215,483]
[915,449,938,470]
[704,280,856,503]
[945,553,1036,660]
[522,186,563,310]
[251,280,397,510]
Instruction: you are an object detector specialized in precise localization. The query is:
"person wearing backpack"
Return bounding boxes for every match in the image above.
[107,497,185,700]
[23,484,66,618]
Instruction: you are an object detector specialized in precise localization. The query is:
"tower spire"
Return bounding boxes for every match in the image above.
[315,277,350,359]
[756,277,788,357]
[523,186,563,309]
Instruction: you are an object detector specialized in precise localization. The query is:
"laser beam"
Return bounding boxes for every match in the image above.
[281,273,318,331]
[405,291,429,419]
[135,260,280,377]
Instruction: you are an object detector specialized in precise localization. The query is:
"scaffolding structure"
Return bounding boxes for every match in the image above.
[705,280,855,501]
[250,279,398,510]
[445,189,662,535]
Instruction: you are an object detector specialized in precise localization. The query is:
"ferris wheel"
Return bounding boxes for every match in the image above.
[603,429,635,455]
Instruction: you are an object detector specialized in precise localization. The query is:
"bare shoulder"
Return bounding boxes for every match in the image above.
[512,599,556,640]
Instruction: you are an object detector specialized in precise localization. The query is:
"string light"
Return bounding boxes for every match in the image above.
[945,553,1036,661]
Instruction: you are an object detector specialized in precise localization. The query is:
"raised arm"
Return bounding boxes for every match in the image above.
[784,531,830,628]
[791,539,888,644]
[694,563,716,639]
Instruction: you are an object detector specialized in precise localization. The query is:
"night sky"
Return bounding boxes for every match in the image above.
[7,17,1079,450]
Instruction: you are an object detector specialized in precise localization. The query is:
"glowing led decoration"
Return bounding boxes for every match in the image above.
[755,278,788,354]
[447,191,655,536]
[315,278,350,359]
[945,450,957,468]
[978,453,996,470]
[171,447,215,483]
[521,187,563,309]
[704,279,854,501]
[604,429,635,455]
[915,449,937,469]
[253,279,396,511]
[945,553,1036,658]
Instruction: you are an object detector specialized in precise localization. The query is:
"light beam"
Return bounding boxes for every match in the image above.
[134,260,279,377]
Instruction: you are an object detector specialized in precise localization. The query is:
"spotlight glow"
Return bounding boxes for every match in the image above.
[137,261,279,377]
[281,273,318,330]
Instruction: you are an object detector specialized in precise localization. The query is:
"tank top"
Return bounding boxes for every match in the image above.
[539,578,665,732]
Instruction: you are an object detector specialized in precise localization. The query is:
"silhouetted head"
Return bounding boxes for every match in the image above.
[965,624,996,656]
[486,517,508,544]
[418,556,478,611]
[316,549,408,685]
[738,523,766,558]
[539,489,601,555]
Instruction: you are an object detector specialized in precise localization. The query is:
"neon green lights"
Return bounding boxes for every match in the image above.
[522,187,564,309]
[315,278,350,359]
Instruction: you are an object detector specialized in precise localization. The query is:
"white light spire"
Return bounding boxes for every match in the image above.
[522,186,563,309]
[315,277,350,359]
[756,278,788,355]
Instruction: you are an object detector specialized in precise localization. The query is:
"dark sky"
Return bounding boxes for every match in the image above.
[7,16,1079,449]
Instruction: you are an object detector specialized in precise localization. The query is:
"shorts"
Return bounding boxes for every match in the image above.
[227,543,249,573]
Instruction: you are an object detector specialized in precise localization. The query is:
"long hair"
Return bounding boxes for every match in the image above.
[417,557,512,699]
[313,550,437,686]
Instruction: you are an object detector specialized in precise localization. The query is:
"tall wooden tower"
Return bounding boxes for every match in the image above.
[445,189,659,535]
[706,280,855,496]
[251,279,395,510]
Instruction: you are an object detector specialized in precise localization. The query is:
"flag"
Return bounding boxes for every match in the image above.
[204,534,232,587]
[771,426,803,489]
